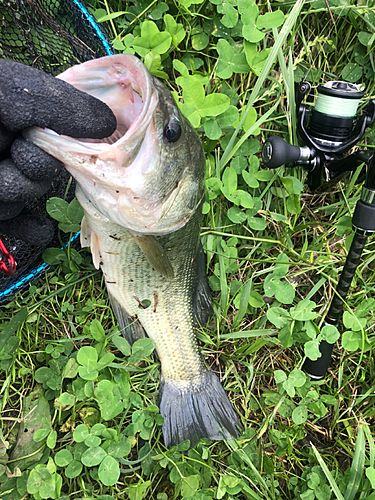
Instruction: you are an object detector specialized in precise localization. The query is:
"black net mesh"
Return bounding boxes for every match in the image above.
[0,0,113,303]
[0,0,112,75]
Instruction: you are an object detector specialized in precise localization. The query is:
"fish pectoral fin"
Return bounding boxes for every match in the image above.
[133,235,174,280]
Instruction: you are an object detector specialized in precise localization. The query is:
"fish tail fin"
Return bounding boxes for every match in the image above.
[159,370,243,448]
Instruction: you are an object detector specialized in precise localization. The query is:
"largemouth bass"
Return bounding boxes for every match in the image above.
[25,54,243,447]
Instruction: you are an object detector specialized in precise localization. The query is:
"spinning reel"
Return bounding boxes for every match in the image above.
[263,80,375,190]
[262,81,375,379]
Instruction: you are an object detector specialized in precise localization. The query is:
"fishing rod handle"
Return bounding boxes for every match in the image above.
[302,338,334,380]
[302,230,368,380]
[326,231,368,324]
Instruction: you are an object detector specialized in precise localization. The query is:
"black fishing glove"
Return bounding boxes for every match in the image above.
[0,59,116,245]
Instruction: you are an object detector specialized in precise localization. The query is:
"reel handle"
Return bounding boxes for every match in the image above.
[262,136,302,169]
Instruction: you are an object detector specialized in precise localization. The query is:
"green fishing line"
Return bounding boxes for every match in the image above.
[315,81,363,117]
[315,93,361,117]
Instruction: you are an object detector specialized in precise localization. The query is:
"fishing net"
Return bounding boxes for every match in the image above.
[0,0,113,303]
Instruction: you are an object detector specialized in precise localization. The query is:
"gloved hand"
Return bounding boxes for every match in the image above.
[0,59,116,246]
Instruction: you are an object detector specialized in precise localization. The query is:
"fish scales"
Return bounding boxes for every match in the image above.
[25,54,243,447]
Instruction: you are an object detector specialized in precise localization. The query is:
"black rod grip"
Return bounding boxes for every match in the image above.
[326,232,367,324]
[262,136,301,168]
[303,339,334,380]
[302,231,368,379]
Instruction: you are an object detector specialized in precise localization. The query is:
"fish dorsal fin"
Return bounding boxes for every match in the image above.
[132,235,174,280]
[193,243,213,327]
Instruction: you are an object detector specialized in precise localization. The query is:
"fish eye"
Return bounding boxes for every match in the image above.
[164,121,181,143]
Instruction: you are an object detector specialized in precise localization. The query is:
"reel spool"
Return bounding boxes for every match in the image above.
[309,81,364,146]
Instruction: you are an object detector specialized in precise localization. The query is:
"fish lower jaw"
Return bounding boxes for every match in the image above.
[113,204,190,235]
[77,186,188,237]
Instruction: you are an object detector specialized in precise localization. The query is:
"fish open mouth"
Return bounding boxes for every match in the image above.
[55,54,157,151]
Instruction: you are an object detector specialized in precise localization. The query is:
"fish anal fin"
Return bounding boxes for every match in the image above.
[133,235,174,280]
[158,370,243,448]
[108,291,146,346]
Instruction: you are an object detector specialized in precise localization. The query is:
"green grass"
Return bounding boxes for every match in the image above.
[2,0,375,498]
